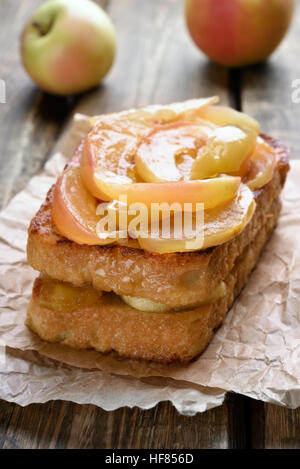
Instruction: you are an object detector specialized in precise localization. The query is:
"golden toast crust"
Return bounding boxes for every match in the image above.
[27,198,281,363]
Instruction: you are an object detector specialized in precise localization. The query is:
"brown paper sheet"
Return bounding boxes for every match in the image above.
[1,114,300,413]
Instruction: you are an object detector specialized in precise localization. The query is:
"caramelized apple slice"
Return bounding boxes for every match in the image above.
[89,96,219,127]
[121,295,172,313]
[138,232,205,255]
[39,277,102,313]
[87,175,240,210]
[115,237,141,249]
[83,117,241,207]
[245,137,277,191]
[190,126,257,180]
[81,120,149,201]
[52,163,116,245]
[121,281,227,313]
[197,105,259,135]
[137,96,220,123]
[202,183,255,248]
[138,184,255,253]
[82,100,219,198]
[135,120,214,182]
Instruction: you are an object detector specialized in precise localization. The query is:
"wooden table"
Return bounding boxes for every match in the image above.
[1,0,300,449]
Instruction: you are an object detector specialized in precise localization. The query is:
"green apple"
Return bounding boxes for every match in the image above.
[21,0,116,95]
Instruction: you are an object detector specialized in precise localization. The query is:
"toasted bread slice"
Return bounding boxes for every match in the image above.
[27,196,281,363]
[27,135,289,308]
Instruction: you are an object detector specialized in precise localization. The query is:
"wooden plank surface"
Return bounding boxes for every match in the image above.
[0,398,232,449]
[0,0,78,209]
[75,0,230,114]
[0,0,236,450]
[240,0,300,449]
[0,0,300,449]
[263,405,300,449]
[0,392,253,449]
[242,0,300,158]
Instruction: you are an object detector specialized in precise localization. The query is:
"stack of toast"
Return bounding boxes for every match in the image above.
[26,99,289,363]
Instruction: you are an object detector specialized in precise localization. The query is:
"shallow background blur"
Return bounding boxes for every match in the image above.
[1,0,300,450]
[0,0,299,209]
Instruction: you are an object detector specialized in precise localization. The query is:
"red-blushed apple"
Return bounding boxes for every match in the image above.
[21,0,116,95]
[185,0,294,67]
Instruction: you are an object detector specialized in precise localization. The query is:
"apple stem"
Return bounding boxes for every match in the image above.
[32,21,50,37]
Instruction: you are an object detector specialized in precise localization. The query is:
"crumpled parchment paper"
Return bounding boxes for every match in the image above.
[0,114,300,414]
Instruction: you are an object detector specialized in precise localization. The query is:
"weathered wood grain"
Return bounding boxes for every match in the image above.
[240,2,300,449]
[0,0,107,209]
[0,0,244,450]
[1,0,299,450]
[263,404,300,449]
[75,0,230,117]
[0,0,76,209]
[242,1,300,158]
[0,393,248,449]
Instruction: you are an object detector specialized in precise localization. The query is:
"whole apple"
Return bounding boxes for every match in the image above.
[21,0,116,95]
[185,0,294,67]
